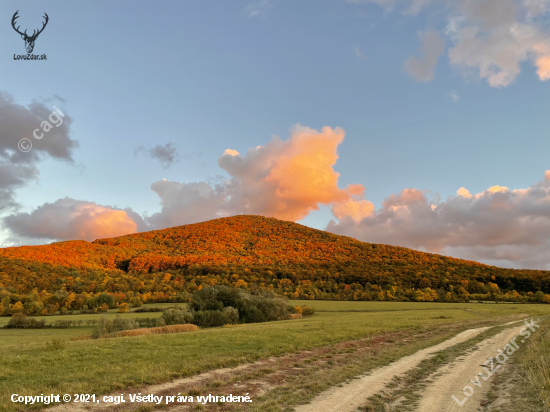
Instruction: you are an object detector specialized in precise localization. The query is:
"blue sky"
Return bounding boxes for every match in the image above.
[1,0,550,269]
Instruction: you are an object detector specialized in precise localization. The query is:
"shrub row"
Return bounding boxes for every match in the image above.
[4,313,101,329]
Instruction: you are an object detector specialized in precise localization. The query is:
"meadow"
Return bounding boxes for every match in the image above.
[1,301,550,412]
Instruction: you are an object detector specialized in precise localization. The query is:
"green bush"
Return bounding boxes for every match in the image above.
[6,313,28,328]
[192,286,289,324]
[192,310,229,328]
[162,308,194,325]
[301,305,315,316]
[44,339,66,351]
[223,306,239,324]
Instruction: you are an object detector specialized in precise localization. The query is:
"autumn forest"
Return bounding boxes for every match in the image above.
[1,215,550,316]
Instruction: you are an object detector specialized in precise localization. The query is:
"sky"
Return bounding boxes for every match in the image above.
[0,0,549,269]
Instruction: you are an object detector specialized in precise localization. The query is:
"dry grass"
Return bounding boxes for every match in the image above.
[518,318,550,410]
[70,324,200,341]
[106,324,199,338]
[289,314,302,319]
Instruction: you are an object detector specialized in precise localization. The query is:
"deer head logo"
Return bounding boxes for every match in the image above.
[12,11,49,54]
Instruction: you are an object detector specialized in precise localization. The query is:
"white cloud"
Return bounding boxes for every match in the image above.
[242,0,272,18]
[449,90,459,102]
[357,0,550,87]
[404,31,446,82]
[354,46,368,60]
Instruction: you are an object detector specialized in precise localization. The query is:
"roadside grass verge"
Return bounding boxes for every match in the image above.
[508,318,550,411]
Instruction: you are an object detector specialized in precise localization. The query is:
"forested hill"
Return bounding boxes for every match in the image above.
[1,215,550,310]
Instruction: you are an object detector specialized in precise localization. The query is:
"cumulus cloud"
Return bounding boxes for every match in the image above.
[145,180,224,229]
[327,172,550,269]
[135,142,180,168]
[145,125,374,227]
[0,92,78,210]
[405,0,436,15]
[347,0,398,9]
[449,90,459,102]
[242,0,272,18]
[404,31,446,82]
[4,198,139,242]
[356,0,550,87]
[347,0,435,15]
[354,46,368,60]
[3,125,372,243]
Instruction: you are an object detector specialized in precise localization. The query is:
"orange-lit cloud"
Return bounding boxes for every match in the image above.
[456,187,472,198]
[223,149,240,156]
[4,198,137,242]
[486,185,509,194]
[332,199,375,222]
[534,44,550,80]
[147,125,372,227]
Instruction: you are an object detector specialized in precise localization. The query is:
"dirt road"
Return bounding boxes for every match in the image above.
[294,327,490,412]
[416,324,527,412]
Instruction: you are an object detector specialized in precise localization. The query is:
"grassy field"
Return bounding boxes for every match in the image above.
[1,301,550,411]
[0,305,178,348]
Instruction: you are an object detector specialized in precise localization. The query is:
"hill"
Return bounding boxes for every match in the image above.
[1,215,549,314]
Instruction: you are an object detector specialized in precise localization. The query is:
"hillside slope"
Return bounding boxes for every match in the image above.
[1,216,549,307]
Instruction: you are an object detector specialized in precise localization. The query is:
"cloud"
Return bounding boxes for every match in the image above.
[145,180,224,229]
[0,92,78,210]
[357,0,550,87]
[3,198,139,242]
[347,0,398,8]
[2,125,372,243]
[242,0,272,18]
[347,0,434,15]
[354,46,368,60]
[327,171,550,269]
[444,0,550,87]
[135,142,180,168]
[145,125,374,227]
[405,0,436,15]
[449,90,459,102]
[404,31,446,82]
[4,119,550,269]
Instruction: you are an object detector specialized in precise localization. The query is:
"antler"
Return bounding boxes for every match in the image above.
[11,11,27,37]
[32,13,49,39]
